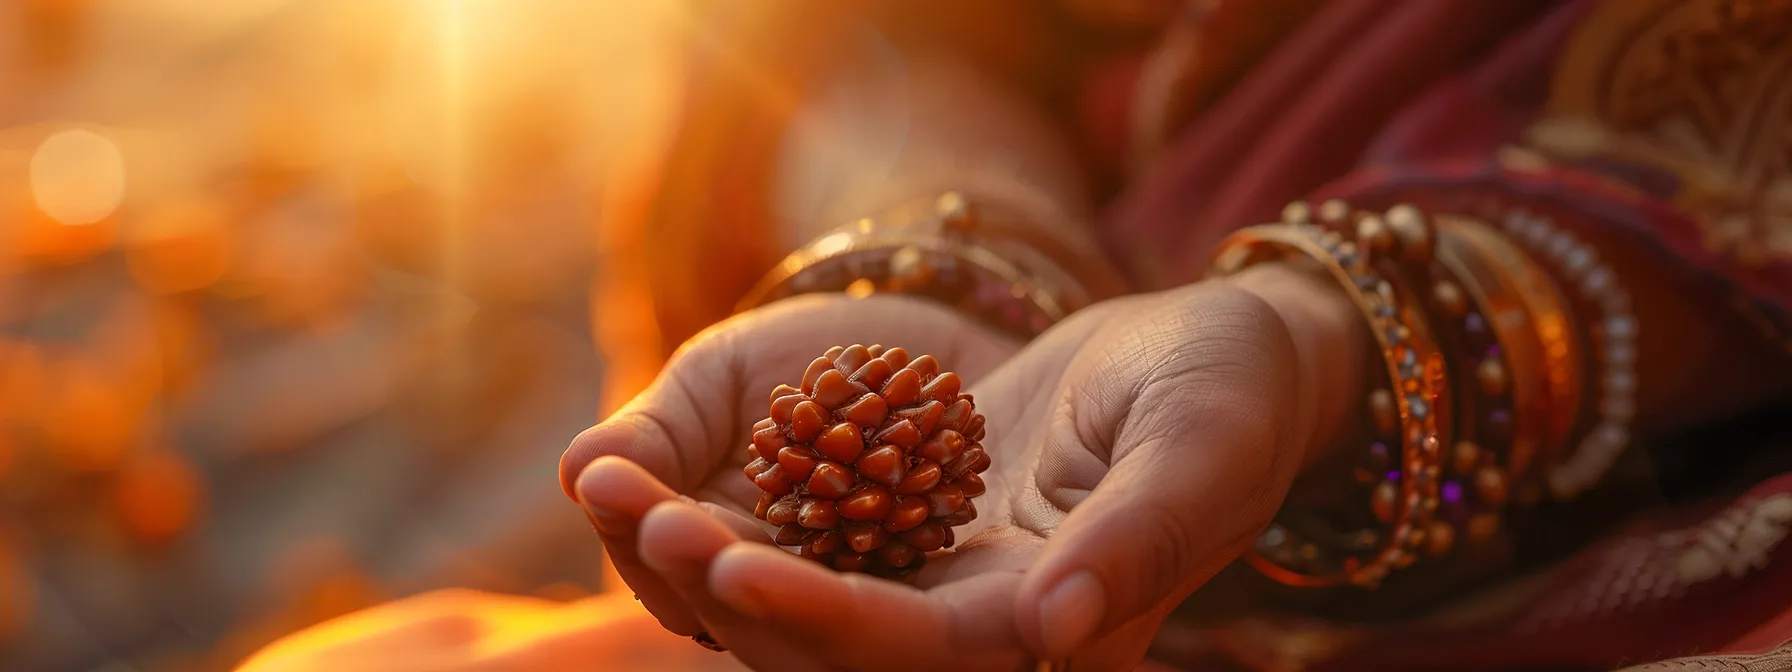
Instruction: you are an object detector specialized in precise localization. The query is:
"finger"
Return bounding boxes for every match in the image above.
[709,544,1029,672]
[560,330,741,498]
[1017,287,1307,659]
[637,501,831,672]
[694,500,776,544]
[574,457,704,636]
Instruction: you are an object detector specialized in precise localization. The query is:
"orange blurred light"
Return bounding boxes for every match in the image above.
[113,450,204,542]
[127,199,233,294]
[30,127,125,225]
[43,356,139,472]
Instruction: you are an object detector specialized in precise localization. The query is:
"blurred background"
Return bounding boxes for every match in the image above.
[0,0,694,668]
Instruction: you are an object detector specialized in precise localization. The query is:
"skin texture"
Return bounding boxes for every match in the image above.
[559,262,1368,670]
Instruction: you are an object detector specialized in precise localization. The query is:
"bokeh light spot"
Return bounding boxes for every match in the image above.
[29,128,126,225]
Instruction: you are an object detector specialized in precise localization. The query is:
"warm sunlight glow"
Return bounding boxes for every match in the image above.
[29,128,125,225]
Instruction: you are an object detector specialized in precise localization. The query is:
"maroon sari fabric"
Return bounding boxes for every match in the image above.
[1103,1,1792,668]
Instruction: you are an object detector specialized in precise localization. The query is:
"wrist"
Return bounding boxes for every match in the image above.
[1227,260,1370,469]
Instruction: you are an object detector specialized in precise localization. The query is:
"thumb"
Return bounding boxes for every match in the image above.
[558,326,743,500]
[1015,286,1311,660]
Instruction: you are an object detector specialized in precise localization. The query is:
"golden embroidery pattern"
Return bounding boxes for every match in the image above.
[1521,494,1792,633]
[1527,0,1792,265]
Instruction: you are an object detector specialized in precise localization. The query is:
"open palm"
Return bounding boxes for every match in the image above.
[566,272,1332,671]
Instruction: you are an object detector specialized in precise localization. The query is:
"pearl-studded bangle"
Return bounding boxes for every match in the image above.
[1498,208,1639,499]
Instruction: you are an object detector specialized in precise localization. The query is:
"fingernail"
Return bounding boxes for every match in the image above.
[1036,572,1105,656]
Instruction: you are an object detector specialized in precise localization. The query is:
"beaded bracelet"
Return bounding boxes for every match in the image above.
[1304,203,1551,554]
[1496,207,1639,499]
[737,192,1126,337]
[1210,209,1448,588]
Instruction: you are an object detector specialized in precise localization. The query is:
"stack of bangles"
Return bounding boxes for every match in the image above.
[740,192,1633,590]
[1209,200,1629,589]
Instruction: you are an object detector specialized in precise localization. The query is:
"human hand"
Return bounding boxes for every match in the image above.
[557,293,1020,644]
[564,263,1364,671]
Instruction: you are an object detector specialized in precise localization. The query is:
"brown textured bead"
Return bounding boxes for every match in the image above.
[883,496,929,532]
[850,358,894,389]
[808,529,842,555]
[943,501,978,526]
[840,485,894,521]
[856,446,906,487]
[928,484,965,517]
[840,394,889,427]
[906,354,939,379]
[814,423,865,463]
[1369,389,1399,437]
[812,369,858,408]
[754,464,793,497]
[900,522,949,552]
[766,383,802,404]
[806,462,854,499]
[891,400,945,437]
[845,523,890,553]
[776,446,819,480]
[874,420,923,448]
[766,496,801,526]
[881,369,922,408]
[834,344,872,375]
[941,399,974,432]
[799,499,840,529]
[880,347,910,370]
[790,401,828,441]
[921,372,962,404]
[957,472,987,498]
[748,345,989,573]
[771,394,803,425]
[893,461,942,495]
[917,430,965,463]
[752,424,787,453]
[800,357,833,395]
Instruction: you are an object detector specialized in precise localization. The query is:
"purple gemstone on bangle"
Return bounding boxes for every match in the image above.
[1442,481,1463,503]
[1465,313,1486,334]
[1485,344,1502,359]
[1386,470,1401,483]
[1442,483,1470,523]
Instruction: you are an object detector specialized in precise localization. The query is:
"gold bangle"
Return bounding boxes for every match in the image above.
[736,192,1125,336]
[1433,215,1584,487]
[1210,214,1448,588]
